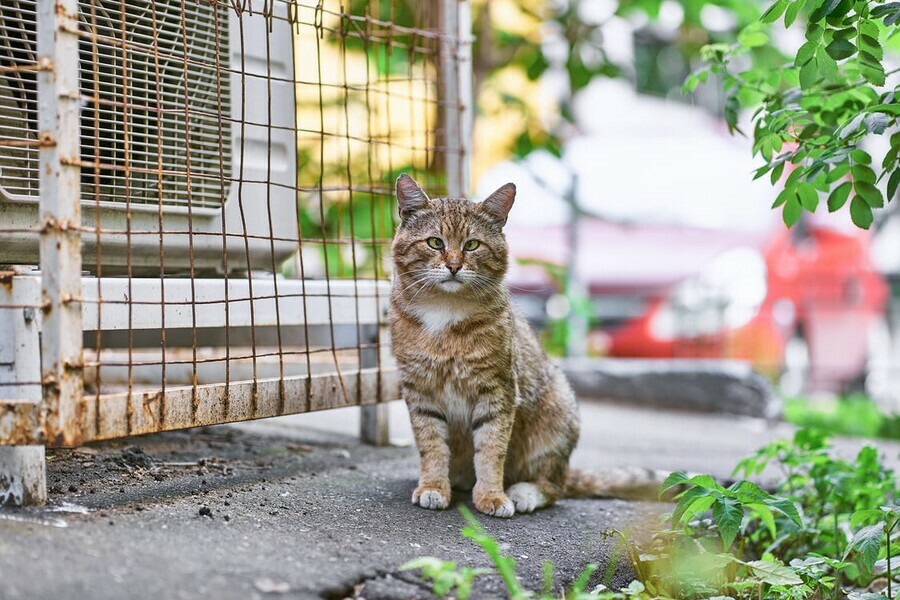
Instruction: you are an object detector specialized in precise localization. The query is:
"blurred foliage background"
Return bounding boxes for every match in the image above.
[291,0,900,265]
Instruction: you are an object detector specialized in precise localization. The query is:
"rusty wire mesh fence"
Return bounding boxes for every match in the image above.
[0,0,471,448]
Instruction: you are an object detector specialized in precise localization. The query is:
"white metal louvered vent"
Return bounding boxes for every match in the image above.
[0,0,231,210]
[0,1,39,199]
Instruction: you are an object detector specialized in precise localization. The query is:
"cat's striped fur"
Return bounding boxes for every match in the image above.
[390,174,663,518]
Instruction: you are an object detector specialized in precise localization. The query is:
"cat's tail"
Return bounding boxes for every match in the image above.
[565,467,672,502]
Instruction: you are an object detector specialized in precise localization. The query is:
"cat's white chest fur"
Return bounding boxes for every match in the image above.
[408,301,471,335]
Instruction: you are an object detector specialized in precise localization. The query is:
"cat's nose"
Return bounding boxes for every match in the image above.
[446,261,462,275]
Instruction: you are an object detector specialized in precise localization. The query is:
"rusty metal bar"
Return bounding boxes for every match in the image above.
[37,0,84,447]
[1,368,399,447]
[73,368,398,446]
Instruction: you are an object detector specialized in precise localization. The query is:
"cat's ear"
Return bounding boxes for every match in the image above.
[396,173,430,222]
[479,183,516,227]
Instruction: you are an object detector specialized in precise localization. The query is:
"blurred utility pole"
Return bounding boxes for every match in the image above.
[563,174,588,358]
[526,166,589,358]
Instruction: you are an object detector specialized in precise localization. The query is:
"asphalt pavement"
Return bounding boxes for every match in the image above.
[2,399,898,600]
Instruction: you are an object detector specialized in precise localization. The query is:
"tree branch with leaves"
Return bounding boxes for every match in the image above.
[688,0,900,229]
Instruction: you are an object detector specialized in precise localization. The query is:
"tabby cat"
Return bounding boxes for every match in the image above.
[390,174,661,518]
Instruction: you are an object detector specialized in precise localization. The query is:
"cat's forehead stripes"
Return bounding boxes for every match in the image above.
[413,197,494,239]
[435,199,475,240]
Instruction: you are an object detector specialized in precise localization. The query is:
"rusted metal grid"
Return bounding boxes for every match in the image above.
[0,0,472,451]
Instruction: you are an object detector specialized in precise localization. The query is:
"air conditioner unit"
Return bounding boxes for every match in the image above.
[0,0,298,274]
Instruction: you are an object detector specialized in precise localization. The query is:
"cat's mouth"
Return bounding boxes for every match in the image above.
[438,278,464,292]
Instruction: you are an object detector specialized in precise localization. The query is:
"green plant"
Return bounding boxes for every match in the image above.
[784,395,900,440]
[405,430,898,600]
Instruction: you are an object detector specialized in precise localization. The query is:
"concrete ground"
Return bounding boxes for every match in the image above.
[2,399,899,600]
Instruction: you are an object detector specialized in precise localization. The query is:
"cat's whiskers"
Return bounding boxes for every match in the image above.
[396,270,438,295]
[406,272,444,304]
[463,272,503,299]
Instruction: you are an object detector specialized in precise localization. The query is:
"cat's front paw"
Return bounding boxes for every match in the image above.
[473,489,515,518]
[412,484,451,510]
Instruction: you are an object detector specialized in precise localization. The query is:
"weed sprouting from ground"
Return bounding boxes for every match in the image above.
[403,429,899,600]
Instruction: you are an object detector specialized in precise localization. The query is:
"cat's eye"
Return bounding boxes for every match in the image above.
[426,237,444,250]
[463,239,480,251]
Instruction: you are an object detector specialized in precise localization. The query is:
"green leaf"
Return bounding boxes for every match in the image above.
[800,60,819,89]
[622,580,646,595]
[829,181,852,211]
[825,38,856,59]
[761,0,788,22]
[797,182,819,211]
[814,0,843,19]
[785,0,803,26]
[851,508,885,528]
[783,195,802,227]
[747,503,778,538]
[769,499,803,526]
[860,56,886,86]
[851,149,872,165]
[770,162,786,184]
[795,41,818,66]
[672,485,709,522]
[754,164,773,180]
[860,34,883,61]
[569,564,598,595]
[834,26,856,40]
[850,195,874,229]
[744,560,804,585]
[773,187,794,208]
[856,181,884,208]
[860,20,881,40]
[400,557,452,572]
[852,165,876,184]
[816,49,838,79]
[843,523,884,572]
[887,169,900,199]
[826,163,850,183]
[659,470,689,496]
[739,27,769,49]
[712,498,743,548]
[687,474,720,490]
[728,480,769,501]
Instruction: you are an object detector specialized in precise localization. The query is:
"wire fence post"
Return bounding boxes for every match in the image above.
[38,0,84,447]
[0,272,46,505]
[441,0,473,198]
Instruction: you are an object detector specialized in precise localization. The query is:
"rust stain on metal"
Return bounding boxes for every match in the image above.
[0,404,43,446]
[37,215,58,235]
[37,132,57,147]
[54,0,77,19]
[0,272,14,291]
[40,292,52,315]
[61,357,84,371]
[36,56,54,72]
[142,391,161,412]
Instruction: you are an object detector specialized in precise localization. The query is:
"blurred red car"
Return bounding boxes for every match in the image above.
[505,213,888,395]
